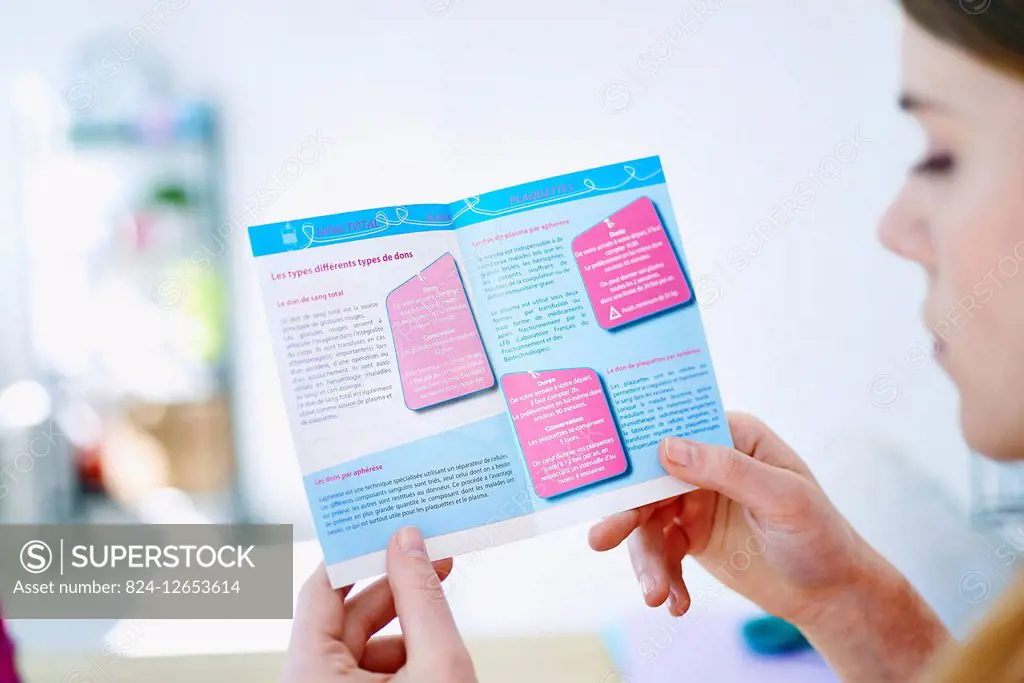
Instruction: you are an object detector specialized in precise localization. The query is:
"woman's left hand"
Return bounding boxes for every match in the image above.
[282,527,477,683]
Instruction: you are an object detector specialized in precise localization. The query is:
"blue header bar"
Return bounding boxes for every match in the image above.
[248,155,665,257]
[248,203,456,258]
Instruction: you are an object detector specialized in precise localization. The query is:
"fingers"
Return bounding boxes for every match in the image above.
[291,563,353,646]
[660,509,692,617]
[726,412,815,480]
[360,635,407,673]
[589,508,644,551]
[343,558,453,654]
[386,527,471,668]
[660,436,805,517]
[627,511,673,608]
[342,575,393,653]
[627,503,692,615]
[589,498,676,551]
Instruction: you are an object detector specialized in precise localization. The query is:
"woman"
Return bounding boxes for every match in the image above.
[283,2,1024,681]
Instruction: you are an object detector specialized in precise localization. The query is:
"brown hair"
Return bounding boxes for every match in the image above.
[900,0,1024,78]
[897,2,1024,678]
[927,573,1024,682]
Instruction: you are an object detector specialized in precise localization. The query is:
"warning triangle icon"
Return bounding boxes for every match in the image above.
[608,306,622,321]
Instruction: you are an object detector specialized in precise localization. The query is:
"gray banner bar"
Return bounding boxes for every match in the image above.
[0,525,293,618]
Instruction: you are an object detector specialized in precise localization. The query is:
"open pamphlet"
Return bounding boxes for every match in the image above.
[248,156,732,586]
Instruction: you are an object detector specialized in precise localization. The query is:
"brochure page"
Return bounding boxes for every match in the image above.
[247,156,732,586]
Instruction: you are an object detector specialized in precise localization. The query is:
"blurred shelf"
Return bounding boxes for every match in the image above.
[5,82,245,524]
[68,103,218,150]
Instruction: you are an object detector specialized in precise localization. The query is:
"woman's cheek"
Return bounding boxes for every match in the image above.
[950,176,1024,458]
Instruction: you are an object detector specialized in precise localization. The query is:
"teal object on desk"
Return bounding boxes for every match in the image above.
[742,615,813,656]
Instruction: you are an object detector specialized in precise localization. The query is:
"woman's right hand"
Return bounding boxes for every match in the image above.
[589,412,951,682]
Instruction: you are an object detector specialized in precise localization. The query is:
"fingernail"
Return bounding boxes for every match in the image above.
[639,573,656,597]
[396,527,429,558]
[668,591,683,617]
[663,438,696,467]
[668,590,689,617]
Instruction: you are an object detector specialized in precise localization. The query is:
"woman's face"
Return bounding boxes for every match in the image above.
[879,18,1024,460]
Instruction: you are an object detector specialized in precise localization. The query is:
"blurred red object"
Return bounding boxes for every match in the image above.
[75,442,106,495]
[0,605,20,683]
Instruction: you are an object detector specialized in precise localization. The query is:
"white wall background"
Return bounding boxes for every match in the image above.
[2,0,1002,640]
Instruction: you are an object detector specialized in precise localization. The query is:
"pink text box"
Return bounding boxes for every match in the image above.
[501,368,627,498]
[572,196,692,329]
[386,253,494,410]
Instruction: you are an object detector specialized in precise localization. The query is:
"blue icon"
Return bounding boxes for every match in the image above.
[281,222,297,245]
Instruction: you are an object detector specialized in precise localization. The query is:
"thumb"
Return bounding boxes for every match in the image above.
[387,527,470,668]
[659,437,802,516]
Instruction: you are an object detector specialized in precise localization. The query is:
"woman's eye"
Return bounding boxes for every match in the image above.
[912,151,955,176]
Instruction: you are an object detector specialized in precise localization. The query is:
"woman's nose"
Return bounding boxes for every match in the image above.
[878,182,935,271]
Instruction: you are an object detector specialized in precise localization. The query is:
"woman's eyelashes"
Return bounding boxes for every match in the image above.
[912,151,956,176]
